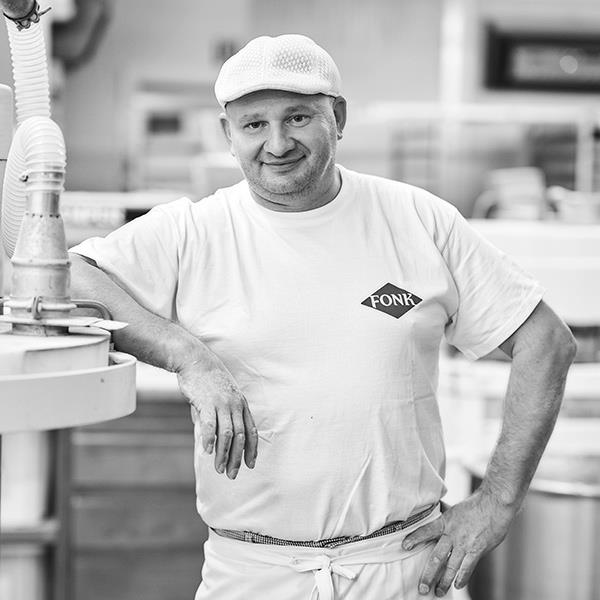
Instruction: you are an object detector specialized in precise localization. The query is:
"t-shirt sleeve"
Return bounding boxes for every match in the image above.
[442,209,545,360]
[69,200,186,320]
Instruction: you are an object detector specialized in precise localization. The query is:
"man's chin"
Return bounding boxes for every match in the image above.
[249,180,312,208]
[258,174,310,196]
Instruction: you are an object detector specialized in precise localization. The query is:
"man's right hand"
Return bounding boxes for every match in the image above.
[68,254,259,479]
[177,354,258,479]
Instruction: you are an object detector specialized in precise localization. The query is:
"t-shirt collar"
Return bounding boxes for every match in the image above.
[240,165,349,226]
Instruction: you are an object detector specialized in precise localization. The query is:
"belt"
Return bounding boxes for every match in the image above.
[208,504,439,600]
[212,503,436,549]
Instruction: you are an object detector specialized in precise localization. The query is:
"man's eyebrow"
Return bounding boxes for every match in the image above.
[237,112,264,122]
[236,104,317,122]
[283,104,314,113]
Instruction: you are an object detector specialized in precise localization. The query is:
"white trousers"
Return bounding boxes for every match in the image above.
[195,508,453,600]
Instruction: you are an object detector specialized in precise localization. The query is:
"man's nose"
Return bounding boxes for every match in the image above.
[264,124,294,156]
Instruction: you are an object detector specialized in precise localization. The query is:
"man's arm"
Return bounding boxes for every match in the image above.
[402,300,577,597]
[69,252,258,480]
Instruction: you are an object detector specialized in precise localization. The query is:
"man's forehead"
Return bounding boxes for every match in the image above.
[225,89,330,115]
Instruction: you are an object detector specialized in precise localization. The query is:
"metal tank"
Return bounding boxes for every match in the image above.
[467,454,600,600]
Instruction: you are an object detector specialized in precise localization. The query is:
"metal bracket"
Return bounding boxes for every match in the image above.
[71,299,113,321]
[0,297,126,338]
[3,1,51,31]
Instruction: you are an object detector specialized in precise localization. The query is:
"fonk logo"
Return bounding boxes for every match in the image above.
[361,283,422,319]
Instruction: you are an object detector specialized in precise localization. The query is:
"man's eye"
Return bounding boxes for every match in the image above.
[245,122,264,131]
[288,115,309,126]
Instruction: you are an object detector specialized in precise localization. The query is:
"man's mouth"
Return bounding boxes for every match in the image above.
[262,157,304,171]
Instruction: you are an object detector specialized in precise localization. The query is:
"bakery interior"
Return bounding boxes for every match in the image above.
[1,0,600,599]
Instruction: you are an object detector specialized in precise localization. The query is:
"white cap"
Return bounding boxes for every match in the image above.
[214,34,342,108]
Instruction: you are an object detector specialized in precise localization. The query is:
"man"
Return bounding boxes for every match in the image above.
[69,34,576,599]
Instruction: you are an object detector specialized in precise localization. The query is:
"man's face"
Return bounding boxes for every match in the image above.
[221,90,346,211]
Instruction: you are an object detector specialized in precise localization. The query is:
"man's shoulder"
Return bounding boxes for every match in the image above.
[202,178,248,204]
[340,165,454,215]
[158,179,248,220]
[340,165,413,192]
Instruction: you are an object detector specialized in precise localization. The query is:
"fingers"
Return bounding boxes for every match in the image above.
[418,534,453,596]
[409,493,513,595]
[179,363,258,478]
[412,519,484,595]
[403,516,444,550]
[435,549,465,597]
[214,409,233,475]
[416,533,480,596]
[242,402,258,469]
[198,406,216,454]
[226,408,246,479]
[455,550,480,590]
[214,398,258,479]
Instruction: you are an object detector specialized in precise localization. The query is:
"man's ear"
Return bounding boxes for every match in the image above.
[332,97,347,140]
[219,113,235,155]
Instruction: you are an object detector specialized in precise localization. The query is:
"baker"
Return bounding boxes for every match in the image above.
[69,34,576,600]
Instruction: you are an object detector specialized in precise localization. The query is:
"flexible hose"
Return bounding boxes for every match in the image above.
[2,116,65,257]
[0,84,13,232]
[1,16,65,258]
[6,16,50,124]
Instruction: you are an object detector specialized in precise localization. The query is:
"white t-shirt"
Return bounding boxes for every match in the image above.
[71,165,544,540]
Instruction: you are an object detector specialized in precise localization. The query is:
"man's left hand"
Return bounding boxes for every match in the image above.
[402,490,517,597]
